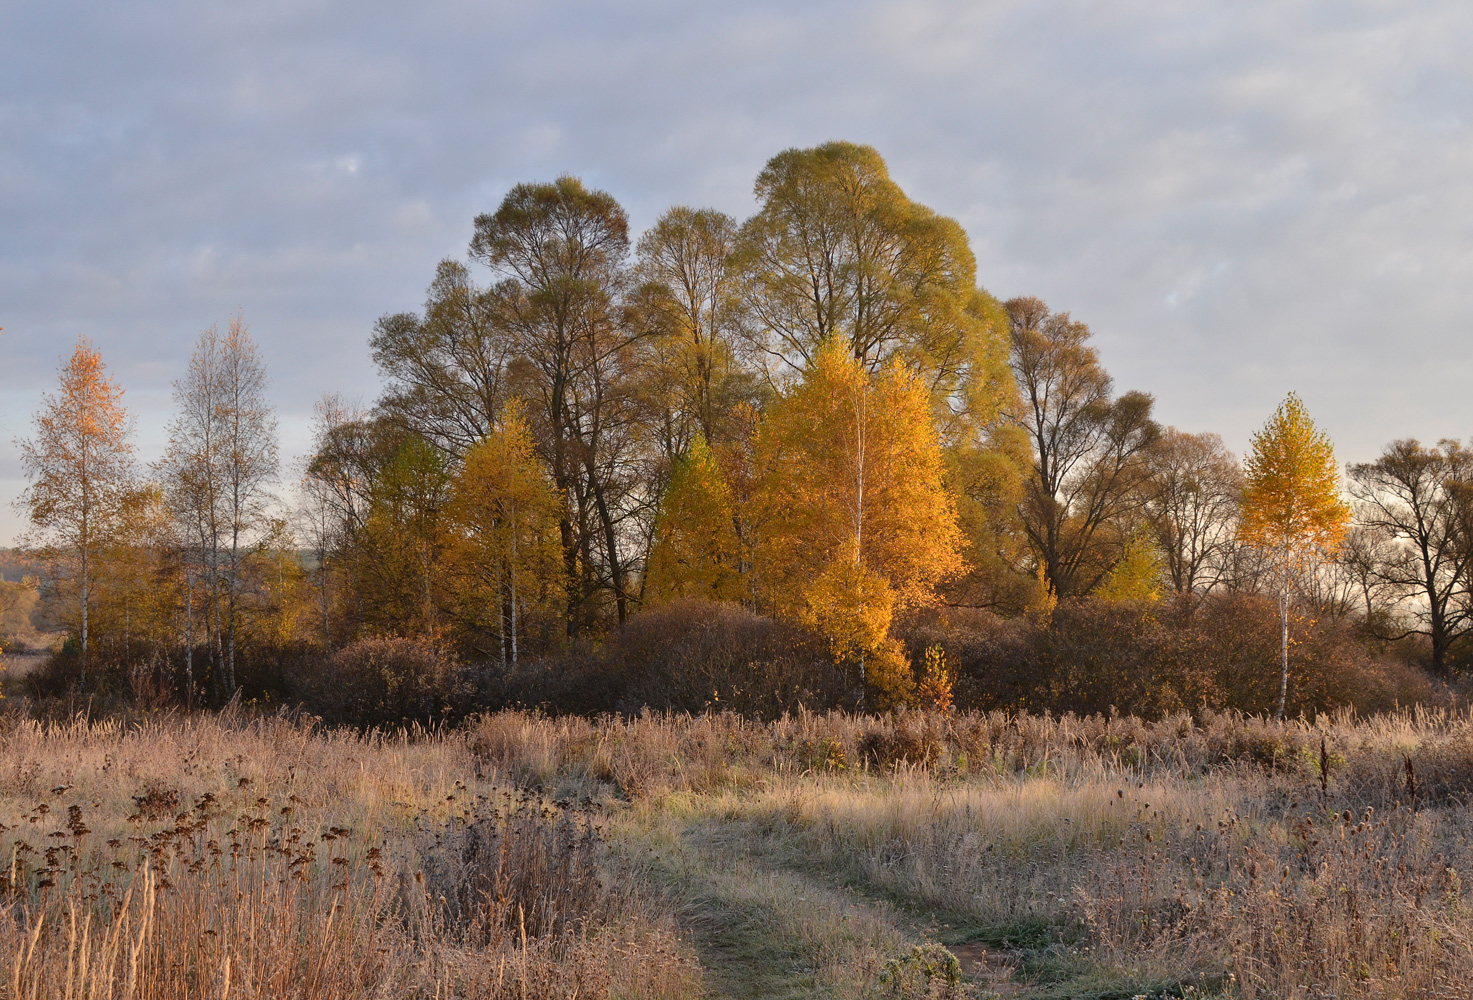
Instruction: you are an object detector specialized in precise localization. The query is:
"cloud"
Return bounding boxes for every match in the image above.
[3,0,1472,542]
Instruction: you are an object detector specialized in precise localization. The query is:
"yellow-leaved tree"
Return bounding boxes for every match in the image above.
[19,339,136,686]
[753,339,965,707]
[1239,393,1351,719]
[449,404,565,666]
[644,435,743,605]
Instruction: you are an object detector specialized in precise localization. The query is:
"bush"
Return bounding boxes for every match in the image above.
[490,599,857,717]
[904,593,1441,719]
[294,637,469,727]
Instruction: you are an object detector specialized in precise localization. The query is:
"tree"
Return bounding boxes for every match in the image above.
[1348,439,1473,674]
[18,339,135,685]
[1141,429,1242,594]
[752,339,964,702]
[631,207,755,450]
[371,260,509,455]
[734,142,1009,424]
[1007,297,1159,599]
[448,404,565,665]
[1239,393,1351,718]
[470,175,642,635]
[157,316,278,695]
[643,435,743,605]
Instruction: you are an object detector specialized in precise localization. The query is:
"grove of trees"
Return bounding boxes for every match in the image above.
[12,141,1473,719]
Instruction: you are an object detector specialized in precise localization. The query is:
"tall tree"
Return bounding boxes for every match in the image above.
[1007,297,1159,599]
[18,339,136,685]
[157,316,278,695]
[371,260,510,454]
[752,339,964,702]
[1142,429,1242,594]
[1239,393,1351,718]
[632,207,754,450]
[734,142,1009,422]
[470,175,641,634]
[1348,439,1473,674]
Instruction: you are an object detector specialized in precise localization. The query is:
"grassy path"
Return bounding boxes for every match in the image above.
[606,793,1204,1000]
[611,803,926,999]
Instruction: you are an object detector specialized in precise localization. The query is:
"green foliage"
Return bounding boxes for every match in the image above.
[874,943,964,999]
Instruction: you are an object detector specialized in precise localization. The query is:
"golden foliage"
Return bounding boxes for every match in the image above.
[449,403,566,659]
[1093,529,1164,603]
[1239,392,1351,557]
[644,435,743,605]
[752,339,965,618]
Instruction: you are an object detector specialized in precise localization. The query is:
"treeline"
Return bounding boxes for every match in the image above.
[12,141,1473,720]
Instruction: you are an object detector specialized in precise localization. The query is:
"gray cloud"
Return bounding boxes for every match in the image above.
[3,0,1471,541]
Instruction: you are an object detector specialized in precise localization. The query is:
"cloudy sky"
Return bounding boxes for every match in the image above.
[3,0,1471,543]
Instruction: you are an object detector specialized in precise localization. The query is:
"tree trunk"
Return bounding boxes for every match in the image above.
[1276,576,1289,721]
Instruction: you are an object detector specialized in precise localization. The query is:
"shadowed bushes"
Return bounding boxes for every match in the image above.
[905,593,1441,719]
[490,599,855,718]
[293,636,470,727]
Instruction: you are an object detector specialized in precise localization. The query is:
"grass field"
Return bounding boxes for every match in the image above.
[4,707,1473,998]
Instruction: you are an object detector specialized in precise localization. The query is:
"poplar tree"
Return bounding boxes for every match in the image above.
[18,339,135,685]
[1239,393,1350,718]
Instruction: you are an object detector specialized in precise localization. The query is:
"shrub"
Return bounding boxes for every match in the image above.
[904,593,1441,719]
[294,636,468,727]
[493,599,856,717]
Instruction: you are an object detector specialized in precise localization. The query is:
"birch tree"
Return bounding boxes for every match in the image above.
[1239,393,1350,719]
[18,339,136,686]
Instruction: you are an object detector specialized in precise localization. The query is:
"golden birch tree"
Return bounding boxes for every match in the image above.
[448,404,565,665]
[752,339,964,705]
[18,339,136,685]
[1239,393,1351,719]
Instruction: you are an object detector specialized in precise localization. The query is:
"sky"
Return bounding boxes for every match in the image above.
[3,0,1471,544]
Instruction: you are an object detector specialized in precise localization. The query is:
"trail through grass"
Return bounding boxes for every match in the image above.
[612,799,919,999]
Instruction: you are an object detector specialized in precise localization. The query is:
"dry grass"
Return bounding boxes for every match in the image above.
[0,712,700,999]
[9,706,1473,998]
[470,707,1473,998]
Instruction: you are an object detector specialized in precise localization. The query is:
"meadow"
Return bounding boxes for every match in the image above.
[4,707,1473,999]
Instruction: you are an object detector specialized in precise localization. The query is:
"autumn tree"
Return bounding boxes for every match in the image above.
[1348,439,1473,674]
[643,435,743,605]
[448,404,565,665]
[631,207,756,452]
[1007,297,1159,599]
[356,431,455,639]
[371,260,509,454]
[157,317,278,695]
[752,339,964,704]
[18,339,136,685]
[470,175,644,634]
[1141,429,1242,594]
[734,142,1011,423]
[1239,393,1351,718]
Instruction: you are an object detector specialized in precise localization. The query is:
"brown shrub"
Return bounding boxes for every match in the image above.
[295,636,469,727]
[493,599,855,718]
[905,593,1442,719]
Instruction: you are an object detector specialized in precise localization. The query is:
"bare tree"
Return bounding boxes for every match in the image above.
[1348,439,1473,674]
[1141,429,1242,594]
[1007,297,1158,598]
[158,316,278,695]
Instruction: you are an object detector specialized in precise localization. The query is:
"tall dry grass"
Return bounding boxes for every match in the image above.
[470,707,1473,997]
[0,712,699,1000]
[9,706,1473,998]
